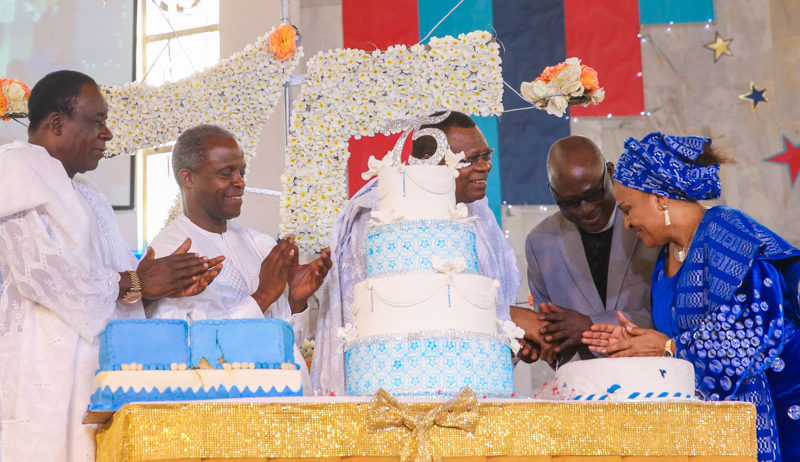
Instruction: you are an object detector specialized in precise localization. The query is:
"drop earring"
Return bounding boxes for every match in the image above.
[662,204,671,226]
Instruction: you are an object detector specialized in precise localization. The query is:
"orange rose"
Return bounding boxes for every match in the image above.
[269,24,297,61]
[0,78,30,119]
[538,62,567,82]
[0,92,7,119]
[580,65,599,91]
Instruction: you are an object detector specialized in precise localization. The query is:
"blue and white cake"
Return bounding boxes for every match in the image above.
[540,357,696,401]
[89,319,303,411]
[344,148,515,398]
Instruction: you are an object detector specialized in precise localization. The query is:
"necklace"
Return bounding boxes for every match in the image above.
[672,207,708,263]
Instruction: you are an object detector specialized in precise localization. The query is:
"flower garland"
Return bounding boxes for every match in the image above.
[520,57,604,117]
[279,30,503,251]
[101,26,302,162]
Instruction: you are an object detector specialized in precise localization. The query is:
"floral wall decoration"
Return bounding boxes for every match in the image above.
[280,30,503,251]
[101,26,303,163]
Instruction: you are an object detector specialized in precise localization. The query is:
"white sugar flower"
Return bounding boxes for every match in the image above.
[337,323,358,343]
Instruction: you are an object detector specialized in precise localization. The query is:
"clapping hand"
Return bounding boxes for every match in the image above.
[137,238,224,299]
[252,236,298,311]
[582,311,670,357]
[288,247,333,314]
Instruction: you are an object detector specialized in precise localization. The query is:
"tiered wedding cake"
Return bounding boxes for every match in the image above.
[342,130,515,398]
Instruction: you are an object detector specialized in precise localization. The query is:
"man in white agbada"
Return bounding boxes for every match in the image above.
[313,111,549,395]
[147,124,332,393]
[0,70,223,461]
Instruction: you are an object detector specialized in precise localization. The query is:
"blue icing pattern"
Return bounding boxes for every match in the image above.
[88,384,302,411]
[365,220,479,278]
[98,319,189,371]
[344,334,513,398]
[190,319,295,369]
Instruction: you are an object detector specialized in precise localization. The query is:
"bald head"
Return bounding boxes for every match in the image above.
[546,136,605,187]
[546,136,616,233]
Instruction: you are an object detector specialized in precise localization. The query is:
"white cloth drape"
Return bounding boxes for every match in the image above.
[147,214,312,393]
[0,142,143,462]
[312,180,520,395]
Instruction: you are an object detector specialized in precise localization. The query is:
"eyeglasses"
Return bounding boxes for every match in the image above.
[548,167,607,210]
[458,149,493,169]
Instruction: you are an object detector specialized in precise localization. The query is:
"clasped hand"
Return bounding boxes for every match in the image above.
[509,305,557,364]
[510,302,596,365]
[581,311,670,357]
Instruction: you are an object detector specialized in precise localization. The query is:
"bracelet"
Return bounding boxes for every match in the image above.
[123,270,142,304]
[664,338,675,357]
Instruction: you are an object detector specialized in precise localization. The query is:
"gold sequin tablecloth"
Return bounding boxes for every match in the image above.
[95,398,756,462]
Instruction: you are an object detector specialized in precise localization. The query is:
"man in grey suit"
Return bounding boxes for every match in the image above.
[524,136,658,364]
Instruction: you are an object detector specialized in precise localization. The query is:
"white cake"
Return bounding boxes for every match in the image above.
[343,148,515,398]
[538,357,696,401]
[374,164,457,221]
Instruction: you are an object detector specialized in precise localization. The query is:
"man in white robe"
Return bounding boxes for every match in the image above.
[313,111,554,395]
[147,125,331,393]
[0,71,222,461]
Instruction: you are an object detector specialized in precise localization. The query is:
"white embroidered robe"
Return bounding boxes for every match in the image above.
[0,142,143,462]
[147,214,312,393]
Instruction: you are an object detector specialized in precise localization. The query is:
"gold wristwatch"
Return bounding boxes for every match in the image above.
[123,270,142,304]
[664,338,675,357]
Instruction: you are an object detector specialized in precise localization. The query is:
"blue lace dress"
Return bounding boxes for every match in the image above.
[651,206,800,462]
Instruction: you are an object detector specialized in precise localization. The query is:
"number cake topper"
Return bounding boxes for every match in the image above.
[386,111,452,167]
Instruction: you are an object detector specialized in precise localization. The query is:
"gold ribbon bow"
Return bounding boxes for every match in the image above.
[367,387,479,462]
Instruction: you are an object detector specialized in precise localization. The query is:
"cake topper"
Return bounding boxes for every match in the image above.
[387,111,452,167]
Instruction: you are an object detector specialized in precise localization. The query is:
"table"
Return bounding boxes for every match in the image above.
[95,397,756,462]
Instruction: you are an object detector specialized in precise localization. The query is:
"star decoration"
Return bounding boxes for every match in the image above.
[765,136,800,187]
[738,81,769,111]
[704,32,733,62]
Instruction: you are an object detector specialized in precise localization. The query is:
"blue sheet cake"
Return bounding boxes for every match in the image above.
[89,319,302,411]
[343,143,516,398]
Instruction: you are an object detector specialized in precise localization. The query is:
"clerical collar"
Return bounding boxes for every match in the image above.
[585,205,617,234]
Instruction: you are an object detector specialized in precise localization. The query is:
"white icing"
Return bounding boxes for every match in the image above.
[543,357,696,401]
[375,165,457,221]
[498,320,525,354]
[361,151,394,180]
[444,150,466,170]
[430,256,467,278]
[351,273,499,338]
[93,369,303,394]
[368,205,402,226]
[337,322,358,342]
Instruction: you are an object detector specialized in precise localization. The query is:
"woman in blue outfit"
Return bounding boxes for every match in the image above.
[582,132,800,462]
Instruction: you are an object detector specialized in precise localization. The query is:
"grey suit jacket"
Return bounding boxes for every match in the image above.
[525,208,659,360]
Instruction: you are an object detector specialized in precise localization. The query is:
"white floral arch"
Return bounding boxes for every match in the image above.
[279,30,503,251]
[101,26,302,163]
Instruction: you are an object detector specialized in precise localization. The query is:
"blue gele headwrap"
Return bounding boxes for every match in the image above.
[614,132,721,201]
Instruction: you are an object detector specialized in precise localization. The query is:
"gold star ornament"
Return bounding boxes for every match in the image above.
[704,32,733,62]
